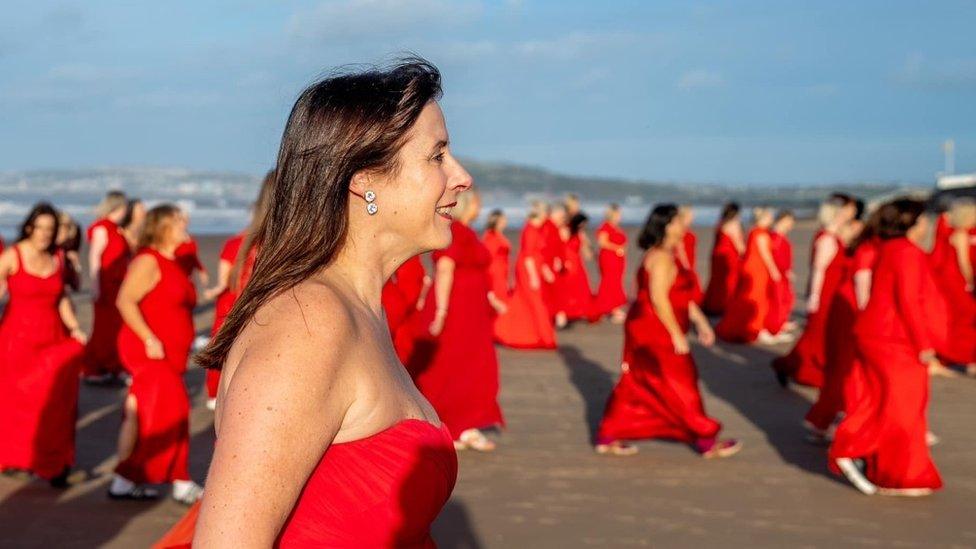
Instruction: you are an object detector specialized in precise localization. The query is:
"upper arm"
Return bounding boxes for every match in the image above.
[116,255,160,306]
[0,248,16,280]
[647,253,675,304]
[812,236,838,271]
[197,288,355,547]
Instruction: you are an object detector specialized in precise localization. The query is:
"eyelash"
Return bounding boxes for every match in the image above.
[432,152,445,163]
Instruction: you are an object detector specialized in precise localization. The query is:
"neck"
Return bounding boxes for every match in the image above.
[325,230,405,316]
[154,242,178,257]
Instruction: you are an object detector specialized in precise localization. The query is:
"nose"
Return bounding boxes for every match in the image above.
[448,156,473,194]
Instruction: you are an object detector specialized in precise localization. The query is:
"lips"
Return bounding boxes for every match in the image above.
[435,202,456,219]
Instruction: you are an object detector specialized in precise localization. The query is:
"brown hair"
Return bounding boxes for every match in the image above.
[876,198,926,239]
[197,58,443,371]
[96,190,128,218]
[485,209,505,231]
[138,204,182,249]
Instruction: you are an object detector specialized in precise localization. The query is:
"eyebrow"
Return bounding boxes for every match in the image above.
[430,139,449,153]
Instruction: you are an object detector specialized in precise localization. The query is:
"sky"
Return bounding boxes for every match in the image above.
[1,0,974,185]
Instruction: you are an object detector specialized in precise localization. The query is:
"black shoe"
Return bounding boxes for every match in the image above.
[49,467,71,489]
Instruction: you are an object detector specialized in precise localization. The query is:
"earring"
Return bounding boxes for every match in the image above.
[364,190,378,215]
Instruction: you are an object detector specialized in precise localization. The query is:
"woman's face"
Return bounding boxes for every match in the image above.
[56,219,71,245]
[776,216,795,234]
[374,102,471,251]
[665,215,685,244]
[163,213,189,247]
[29,214,56,250]
[907,214,929,244]
[607,208,621,224]
[497,214,508,232]
[466,192,482,223]
[132,202,147,229]
[551,207,567,226]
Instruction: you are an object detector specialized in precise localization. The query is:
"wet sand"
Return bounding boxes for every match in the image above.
[1,223,974,548]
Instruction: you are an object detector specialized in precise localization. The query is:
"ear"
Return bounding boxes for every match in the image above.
[349,170,370,198]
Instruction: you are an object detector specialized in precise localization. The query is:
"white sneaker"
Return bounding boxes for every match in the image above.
[206,398,217,411]
[835,458,877,495]
[192,335,211,352]
[172,480,204,505]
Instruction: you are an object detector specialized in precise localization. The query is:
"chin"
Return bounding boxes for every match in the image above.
[426,223,454,250]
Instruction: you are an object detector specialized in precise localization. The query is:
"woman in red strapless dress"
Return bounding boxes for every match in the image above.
[0,204,86,486]
[592,204,628,323]
[702,202,745,316]
[109,204,203,504]
[595,204,740,458]
[805,215,880,438]
[82,191,131,382]
[543,204,570,328]
[406,189,506,450]
[675,206,703,305]
[482,209,512,299]
[928,200,976,369]
[772,195,858,387]
[830,199,946,496]
[173,64,463,546]
[765,211,796,334]
[562,212,595,321]
[494,210,558,349]
[716,208,783,343]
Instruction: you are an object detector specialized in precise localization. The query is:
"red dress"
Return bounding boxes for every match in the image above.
[0,248,84,478]
[765,231,794,334]
[772,232,847,387]
[382,255,427,365]
[493,223,557,349]
[562,233,594,320]
[805,240,878,431]
[702,230,741,315]
[206,232,246,399]
[115,248,196,484]
[928,228,976,365]
[597,257,721,445]
[715,228,773,343]
[83,218,131,376]
[175,238,206,278]
[678,232,704,305]
[405,222,505,439]
[482,228,511,298]
[541,220,566,318]
[591,222,628,317]
[153,419,457,548]
[828,238,946,491]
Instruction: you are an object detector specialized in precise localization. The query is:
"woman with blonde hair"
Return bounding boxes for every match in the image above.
[108,204,202,504]
[929,198,976,373]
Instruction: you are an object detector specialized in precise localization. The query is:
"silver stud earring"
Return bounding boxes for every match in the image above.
[364,190,378,215]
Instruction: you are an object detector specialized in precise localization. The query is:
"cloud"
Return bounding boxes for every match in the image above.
[288,0,483,43]
[676,69,725,89]
[513,32,641,61]
[894,52,976,89]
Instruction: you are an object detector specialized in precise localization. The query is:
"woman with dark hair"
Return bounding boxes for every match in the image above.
[120,198,147,250]
[928,198,976,371]
[482,208,511,298]
[772,194,858,387]
[82,190,131,383]
[595,204,740,458]
[56,211,83,292]
[109,204,202,504]
[562,212,594,320]
[702,202,745,315]
[830,198,947,496]
[406,187,506,451]
[0,203,86,486]
[494,206,558,349]
[765,210,796,334]
[158,60,464,546]
[201,170,275,410]
[716,207,783,344]
[592,203,628,323]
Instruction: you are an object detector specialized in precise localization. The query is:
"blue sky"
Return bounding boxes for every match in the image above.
[1,1,974,185]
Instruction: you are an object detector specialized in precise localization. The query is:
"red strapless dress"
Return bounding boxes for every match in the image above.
[382,255,427,365]
[679,231,703,304]
[772,232,847,387]
[482,229,511,298]
[716,228,773,343]
[0,248,84,478]
[805,240,878,431]
[115,248,196,484]
[493,223,557,349]
[929,229,976,365]
[828,238,945,491]
[591,222,628,317]
[154,419,458,548]
[764,231,794,334]
[83,218,131,376]
[597,259,721,445]
[561,233,594,320]
[702,230,741,315]
[405,222,505,439]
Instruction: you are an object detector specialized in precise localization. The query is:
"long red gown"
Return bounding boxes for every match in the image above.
[493,222,557,349]
[591,222,628,317]
[541,220,565,318]
[805,239,878,431]
[115,248,196,484]
[382,255,427,365]
[83,218,131,377]
[772,232,847,387]
[678,231,704,304]
[715,228,773,343]
[597,257,721,445]
[482,228,511,298]
[562,233,594,320]
[828,237,946,491]
[928,227,976,365]
[404,222,504,439]
[765,231,794,334]
[702,229,741,315]
[205,232,245,399]
[153,419,457,548]
[0,248,84,478]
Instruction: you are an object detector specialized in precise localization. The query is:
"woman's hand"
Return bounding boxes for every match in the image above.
[695,321,715,347]
[69,328,88,345]
[541,266,555,284]
[616,247,625,257]
[429,309,447,337]
[488,293,508,315]
[202,286,223,301]
[770,269,783,283]
[806,295,820,314]
[145,335,165,359]
[671,332,690,355]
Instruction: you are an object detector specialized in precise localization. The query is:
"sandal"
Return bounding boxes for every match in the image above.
[698,438,742,459]
[594,441,638,456]
[108,484,160,501]
[455,429,496,452]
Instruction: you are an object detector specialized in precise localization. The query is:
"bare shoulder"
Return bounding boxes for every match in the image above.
[0,247,16,272]
[644,248,673,269]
